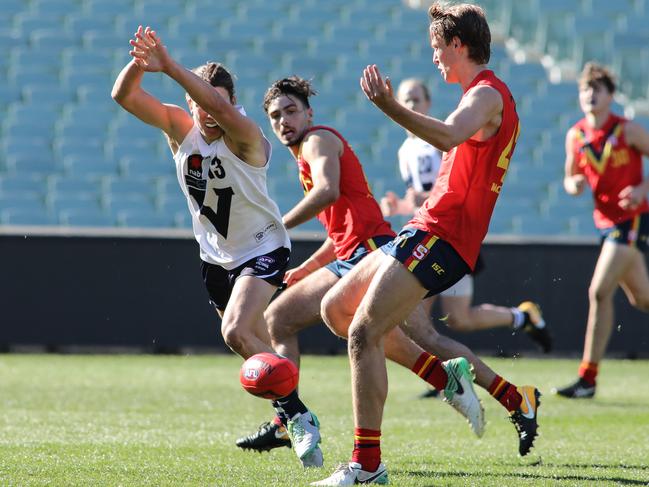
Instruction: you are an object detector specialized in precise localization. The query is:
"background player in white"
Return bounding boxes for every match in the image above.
[381,78,551,360]
[111,25,322,467]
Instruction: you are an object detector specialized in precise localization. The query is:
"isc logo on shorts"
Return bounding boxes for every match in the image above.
[412,244,430,260]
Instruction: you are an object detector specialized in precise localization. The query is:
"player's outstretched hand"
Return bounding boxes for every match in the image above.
[360,64,394,110]
[129,25,171,73]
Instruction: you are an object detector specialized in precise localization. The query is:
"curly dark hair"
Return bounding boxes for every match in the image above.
[263,76,318,113]
[579,62,616,94]
[191,62,236,102]
[428,2,491,65]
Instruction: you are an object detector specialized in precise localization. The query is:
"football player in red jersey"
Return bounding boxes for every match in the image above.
[314,4,541,485]
[381,77,551,358]
[554,62,649,399]
[236,76,486,458]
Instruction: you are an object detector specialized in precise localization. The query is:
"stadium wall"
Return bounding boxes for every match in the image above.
[2,229,648,357]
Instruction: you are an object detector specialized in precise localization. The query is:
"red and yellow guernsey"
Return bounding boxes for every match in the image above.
[570,113,649,228]
[297,126,395,260]
[409,70,520,269]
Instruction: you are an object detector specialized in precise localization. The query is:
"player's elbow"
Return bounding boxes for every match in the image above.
[319,186,339,205]
[436,140,455,153]
[111,86,130,107]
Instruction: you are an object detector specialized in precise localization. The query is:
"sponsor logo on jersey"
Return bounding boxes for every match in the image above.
[254,222,278,242]
[187,154,203,179]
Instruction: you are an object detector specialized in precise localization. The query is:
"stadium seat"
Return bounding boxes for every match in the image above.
[1,136,52,162]
[23,85,76,108]
[14,13,66,33]
[84,0,135,17]
[47,193,102,214]
[116,208,176,228]
[63,155,120,178]
[0,0,640,233]
[59,208,115,227]
[514,215,569,235]
[4,154,59,176]
[48,174,101,197]
[120,156,173,178]
[0,174,46,195]
[1,208,57,226]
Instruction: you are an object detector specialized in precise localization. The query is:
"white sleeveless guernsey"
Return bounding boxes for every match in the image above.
[174,124,290,270]
[398,136,443,192]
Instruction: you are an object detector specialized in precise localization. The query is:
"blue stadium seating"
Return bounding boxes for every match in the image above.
[0,0,646,236]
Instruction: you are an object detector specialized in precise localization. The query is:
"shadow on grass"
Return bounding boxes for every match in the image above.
[400,468,648,485]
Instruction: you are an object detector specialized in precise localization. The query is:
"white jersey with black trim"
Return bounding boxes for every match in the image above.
[398,136,443,192]
[174,123,290,270]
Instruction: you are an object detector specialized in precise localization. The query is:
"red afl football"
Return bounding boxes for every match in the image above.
[239,352,299,399]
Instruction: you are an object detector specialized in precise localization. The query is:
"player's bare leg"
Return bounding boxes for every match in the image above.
[266,267,340,367]
[220,276,278,359]
[619,248,649,313]
[438,293,552,353]
[440,296,515,331]
[554,241,646,398]
[347,256,427,430]
[237,271,336,465]
[324,251,485,433]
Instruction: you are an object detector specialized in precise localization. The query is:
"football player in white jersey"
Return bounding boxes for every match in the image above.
[380,78,551,362]
[111,26,323,467]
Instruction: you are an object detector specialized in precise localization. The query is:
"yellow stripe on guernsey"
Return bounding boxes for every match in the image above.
[630,215,641,247]
[416,354,435,377]
[577,124,624,174]
[355,435,381,441]
[366,238,377,251]
[407,235,438,272]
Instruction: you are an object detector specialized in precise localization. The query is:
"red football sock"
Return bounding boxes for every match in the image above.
[578,361,599,386]
[411,352,448,390]
[351,428,381,472]
[488,375,522,412]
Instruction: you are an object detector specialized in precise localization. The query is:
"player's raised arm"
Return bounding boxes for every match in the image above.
[361,64,502,152]
[130,26,267,166]
[563,128,586,196]
[282,130,342,228]
[111,26,192,150]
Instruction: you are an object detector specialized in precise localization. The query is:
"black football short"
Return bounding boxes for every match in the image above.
[201,247,290,311]
[380,227,470,298]
[599,212,649,253]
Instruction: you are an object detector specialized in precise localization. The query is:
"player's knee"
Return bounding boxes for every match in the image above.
[321,292,347,338]
[264,310,283,340]
[588,284,612,304]
[444,313,472,332]
[221,321,248,354]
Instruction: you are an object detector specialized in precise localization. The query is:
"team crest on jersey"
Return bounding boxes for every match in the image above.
[187,154,203,179]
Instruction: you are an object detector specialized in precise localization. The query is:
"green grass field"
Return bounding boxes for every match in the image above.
[0,355,647,486]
